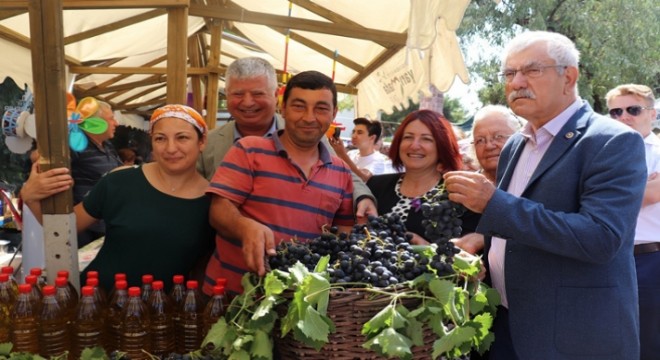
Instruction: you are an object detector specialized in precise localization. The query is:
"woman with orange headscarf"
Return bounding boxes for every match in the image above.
[21,104,214,292]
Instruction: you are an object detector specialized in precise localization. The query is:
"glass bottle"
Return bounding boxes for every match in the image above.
[148,280,175,358]
[38,284,70,358]
[25,274,42,312]
[71,285,105,359]
[177,280,206,353]
[106,279,128,353]
[203,285,226,336]
[56,269,79,300]
[0,273,16,343]
[120,287,151,360]
[54,276,77,324]
[10,284,39,354]
[141,274,154,303]
[1,266,18,294]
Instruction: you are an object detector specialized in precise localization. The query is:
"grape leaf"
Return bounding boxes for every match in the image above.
[228,349,251,360]
[232,334,254,351]
[452,253,481,278]
[288,262,310,284]
[404,315,425,346]
[466,313,493,340]
[250,329,273,359]
[0,344,11,356]
[313,255,331,273]
[301,273,330,314]
[429,279,454,305]
[298,306,331,343]
[362,304,394,335]
[468,289,488,314]
[363,327,413,359]
[252,295,277,320]
[80,347,110,360]
[264,272,288,296]
[432,326,475,359]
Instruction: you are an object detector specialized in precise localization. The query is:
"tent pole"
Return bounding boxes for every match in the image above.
[27,0,78,288]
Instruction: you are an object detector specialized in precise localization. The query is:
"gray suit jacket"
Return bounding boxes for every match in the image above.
[480,102,646,359]
[197,116,374,204]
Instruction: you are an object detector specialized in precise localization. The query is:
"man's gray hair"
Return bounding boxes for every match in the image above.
[501,31,580,73]
[225,57,278,92]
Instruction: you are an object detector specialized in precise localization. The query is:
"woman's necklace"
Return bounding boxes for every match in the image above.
[157,166,179,192]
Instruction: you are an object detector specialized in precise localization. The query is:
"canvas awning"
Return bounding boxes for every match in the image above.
[0,0,471,119]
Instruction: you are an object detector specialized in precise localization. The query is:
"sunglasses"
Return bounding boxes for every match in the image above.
[608,105,653,118]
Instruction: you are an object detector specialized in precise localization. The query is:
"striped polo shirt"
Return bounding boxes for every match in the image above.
[203,132,354,295]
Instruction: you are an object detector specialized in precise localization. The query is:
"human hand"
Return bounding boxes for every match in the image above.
[20,162,73,204]
[355,197,378,224]
[451,233,485,255]
[443,171,495,213]
[239,218,276,276]
[328,136,347,155]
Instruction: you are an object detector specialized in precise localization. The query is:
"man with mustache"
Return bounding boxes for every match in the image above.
[444,31,646,359]
[605,84,659,360]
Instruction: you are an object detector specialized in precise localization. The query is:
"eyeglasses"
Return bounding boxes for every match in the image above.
[472,134,510,147]
[608,105,653,118]
[498,65,567,82]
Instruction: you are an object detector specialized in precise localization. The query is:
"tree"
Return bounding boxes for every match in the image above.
[458,0,660,113]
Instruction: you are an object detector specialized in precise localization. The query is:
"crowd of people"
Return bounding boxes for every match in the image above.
[19,30,658,359]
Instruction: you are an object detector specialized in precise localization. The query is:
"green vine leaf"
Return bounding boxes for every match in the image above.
[298,306,331,344]
[429,279,454,305]
[0,344,12,356]
[80,347,110,360]
[432,326,475,359]
[228,349,251,360]
[363,327,414,360]
[250,329,273,359]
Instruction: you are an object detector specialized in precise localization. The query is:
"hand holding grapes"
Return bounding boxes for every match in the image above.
[238,217,276,276]
[443,170,496,213]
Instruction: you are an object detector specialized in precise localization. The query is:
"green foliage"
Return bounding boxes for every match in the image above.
[379,96,468,125]
[458,0,660,113]
[202,250,499,360]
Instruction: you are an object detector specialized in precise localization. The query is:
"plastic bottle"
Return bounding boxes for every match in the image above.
[106,279,128,353]
[71,286,105,359]
[86,277,108,308]
[141,274,154,303]
[177,280,206,353]
[55,276,77,323]
[29,267,48,290]
[169,274,186,351]
[1,266,18,294]
[10,284,40,354]
[57,269,79,300]
[148,280,175,358]
[25,274,42,312]
[203,285,227,336]
[107,273,126,301]
[38,285,70,358]
[0,273,16,343]
[120,287,151,360]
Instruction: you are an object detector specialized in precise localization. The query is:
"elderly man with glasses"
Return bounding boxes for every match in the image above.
[443,31,646,359]
[606,83,660,360]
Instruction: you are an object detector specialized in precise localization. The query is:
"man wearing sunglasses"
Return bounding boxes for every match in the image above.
[444,31,646,359]
[606,84,660,360]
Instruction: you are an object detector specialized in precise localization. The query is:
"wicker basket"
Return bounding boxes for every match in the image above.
[275,287,436,360]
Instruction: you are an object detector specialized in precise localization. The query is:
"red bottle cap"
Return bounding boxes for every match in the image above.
[81,286,95,297]
[186,280,198,289]
[18,283,31,293]
[25,275,38,285]
[1,266,13,274]
[115,280,128,290]
[142,274,154,284]
[128,287,141,297]
[87,271,99,279]
[86,278,99,287]
[30,268,43,277]
[213,285,225,295]
[215,278,227,287]
[55,277,68,287]
[42,285,56,296]
[57,270,70,279]
[173,275,184,284]
[0,274,8,282]
[152,281,164,291]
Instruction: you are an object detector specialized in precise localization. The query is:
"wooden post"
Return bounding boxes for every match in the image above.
[167,6,188,104]
[188,34,204,112]
[27,0,78,288]
[205,1,223,130]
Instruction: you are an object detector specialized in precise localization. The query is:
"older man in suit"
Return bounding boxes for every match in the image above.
[445,31,646,359]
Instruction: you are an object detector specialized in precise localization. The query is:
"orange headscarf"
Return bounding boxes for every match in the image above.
[149,104,207,135]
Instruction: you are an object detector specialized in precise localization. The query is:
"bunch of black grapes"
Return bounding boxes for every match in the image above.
[420,186,465,270]
[269,194,464,288]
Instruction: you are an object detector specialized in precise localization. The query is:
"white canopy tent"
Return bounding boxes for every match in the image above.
[1,0,472,118]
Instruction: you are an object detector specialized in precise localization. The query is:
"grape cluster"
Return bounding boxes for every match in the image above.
[109,350,216,360]
[269,211,459,288]
[420,187,464,270]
